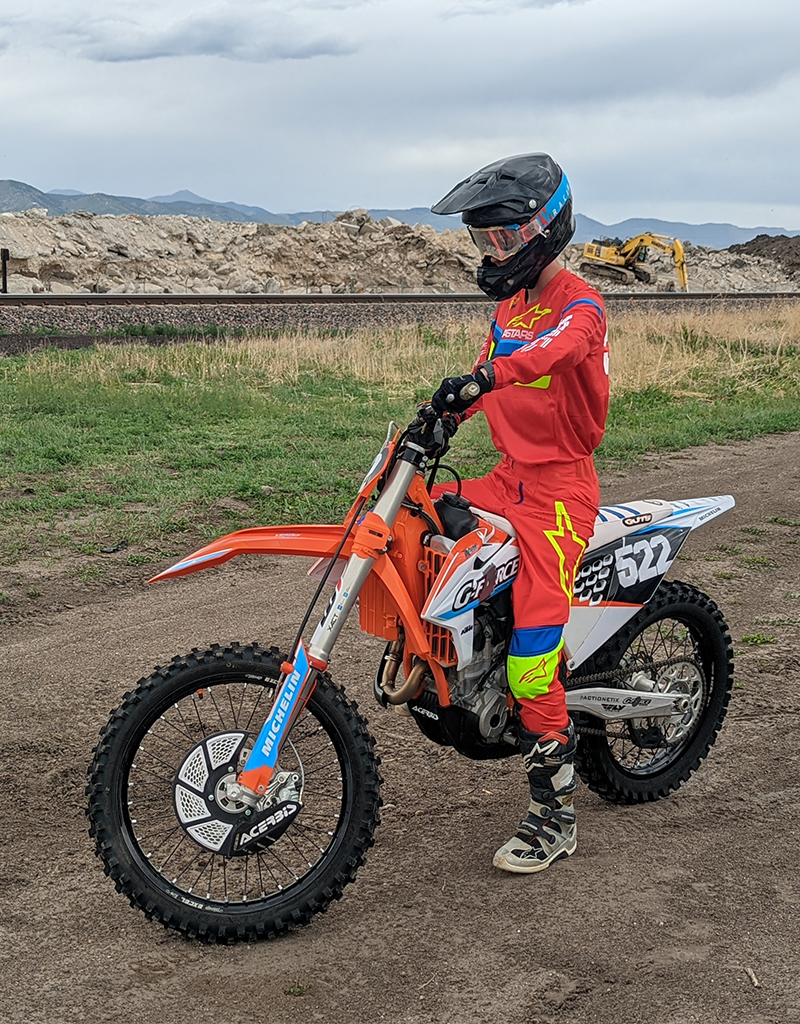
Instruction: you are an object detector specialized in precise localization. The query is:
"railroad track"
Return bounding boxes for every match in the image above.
[1,291,797,347]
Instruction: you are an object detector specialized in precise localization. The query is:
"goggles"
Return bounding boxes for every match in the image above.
[467,219,548,262]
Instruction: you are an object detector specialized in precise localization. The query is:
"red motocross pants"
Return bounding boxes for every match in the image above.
[433,456,599,732]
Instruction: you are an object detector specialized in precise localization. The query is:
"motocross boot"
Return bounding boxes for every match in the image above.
[492,723,577,874]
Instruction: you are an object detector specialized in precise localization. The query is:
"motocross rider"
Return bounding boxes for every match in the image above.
[427,153,609,873]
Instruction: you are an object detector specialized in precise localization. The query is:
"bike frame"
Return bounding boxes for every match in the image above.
[150,427,449,798]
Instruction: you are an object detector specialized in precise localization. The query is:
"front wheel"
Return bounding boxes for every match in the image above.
[572,581,734,804]
[87,643,382,942]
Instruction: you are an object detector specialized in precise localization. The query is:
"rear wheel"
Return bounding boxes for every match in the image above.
[87,643,382,942]
[572,582,733,804]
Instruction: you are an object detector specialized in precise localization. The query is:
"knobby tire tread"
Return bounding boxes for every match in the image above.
[572,581,734,805]
[86,643,383,943]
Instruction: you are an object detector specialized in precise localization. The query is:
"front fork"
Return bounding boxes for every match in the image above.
[234,448,425,799]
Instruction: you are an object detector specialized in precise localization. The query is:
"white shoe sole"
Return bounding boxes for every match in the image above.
[492,835,577,874]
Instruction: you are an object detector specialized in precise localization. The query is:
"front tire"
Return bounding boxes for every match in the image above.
[572,581,733,805]
[87,643,382,942]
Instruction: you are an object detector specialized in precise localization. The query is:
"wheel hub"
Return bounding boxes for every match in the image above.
[214,771,249,811]
[657,661,704,743]
[626,660,703,748]
[172,730,303,858]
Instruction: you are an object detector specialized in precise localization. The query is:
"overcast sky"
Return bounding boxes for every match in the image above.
[1,0,798,227]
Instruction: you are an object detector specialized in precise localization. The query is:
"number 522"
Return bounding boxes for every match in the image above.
[614,535,672,587]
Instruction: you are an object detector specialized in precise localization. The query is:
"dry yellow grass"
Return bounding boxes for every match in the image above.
[10,302,800,400]
[608,303,800,396]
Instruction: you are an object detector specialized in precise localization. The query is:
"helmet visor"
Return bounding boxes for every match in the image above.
[467,219,546,262]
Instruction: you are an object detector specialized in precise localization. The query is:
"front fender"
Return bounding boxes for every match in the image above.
[148,524,349,582]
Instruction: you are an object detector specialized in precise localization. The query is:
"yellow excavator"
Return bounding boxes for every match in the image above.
[579,233,689,291]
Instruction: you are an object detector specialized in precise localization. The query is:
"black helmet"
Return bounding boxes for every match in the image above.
[431,152,575,301]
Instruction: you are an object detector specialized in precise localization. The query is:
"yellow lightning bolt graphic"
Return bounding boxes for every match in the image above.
[506,303,553,330]
[543,501,588,601]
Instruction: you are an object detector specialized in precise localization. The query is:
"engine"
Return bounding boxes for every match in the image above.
[443,596,513,744]
[373,589,518,759]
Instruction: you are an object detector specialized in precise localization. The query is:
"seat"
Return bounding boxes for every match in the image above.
[470,499,674,553]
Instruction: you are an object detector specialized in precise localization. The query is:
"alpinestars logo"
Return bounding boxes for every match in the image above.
[505,303,552,330]
[517,657,551,688]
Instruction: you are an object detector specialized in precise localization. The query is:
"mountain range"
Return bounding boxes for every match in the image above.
[2,180,797,249]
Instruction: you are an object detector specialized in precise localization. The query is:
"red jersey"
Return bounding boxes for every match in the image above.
[468,269,609,467]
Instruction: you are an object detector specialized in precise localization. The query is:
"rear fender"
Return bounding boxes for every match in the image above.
[564,495,736,670]
[639,495,735,533]
[148,524,349,582]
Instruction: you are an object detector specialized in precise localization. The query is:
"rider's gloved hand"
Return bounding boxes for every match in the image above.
[430,362,495,415]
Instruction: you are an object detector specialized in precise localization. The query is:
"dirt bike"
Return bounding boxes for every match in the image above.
[87,408,735,943]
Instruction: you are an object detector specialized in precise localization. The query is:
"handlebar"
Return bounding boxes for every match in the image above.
[415,402,439,426]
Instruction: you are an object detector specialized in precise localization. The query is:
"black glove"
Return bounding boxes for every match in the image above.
[430,362,495,415]
[408,406,462,455]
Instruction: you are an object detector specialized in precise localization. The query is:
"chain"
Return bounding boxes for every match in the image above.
[575,724,610,737]
[566,653,700,688]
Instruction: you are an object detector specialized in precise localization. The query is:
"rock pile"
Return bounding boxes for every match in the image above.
[0,208,478,295]
[0,208,797,295]
[729,234,800,280]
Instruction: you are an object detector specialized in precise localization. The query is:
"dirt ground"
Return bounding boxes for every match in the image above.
[1,431,799,1024]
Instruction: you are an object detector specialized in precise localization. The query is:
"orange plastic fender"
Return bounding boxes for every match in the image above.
[148,524,350,582]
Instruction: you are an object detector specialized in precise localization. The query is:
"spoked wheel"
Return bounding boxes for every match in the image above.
[572,581,733,804]
[87,644,382,942]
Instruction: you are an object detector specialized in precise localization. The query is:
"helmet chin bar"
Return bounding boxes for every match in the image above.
[476,240,551,302]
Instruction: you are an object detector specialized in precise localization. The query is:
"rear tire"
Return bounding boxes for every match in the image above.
[87,643,382,942]
[572,582,733,805]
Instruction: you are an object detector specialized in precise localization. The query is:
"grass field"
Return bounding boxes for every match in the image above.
[1,303,799,568]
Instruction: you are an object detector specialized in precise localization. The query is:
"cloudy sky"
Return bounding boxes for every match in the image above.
[1,0,798,226]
